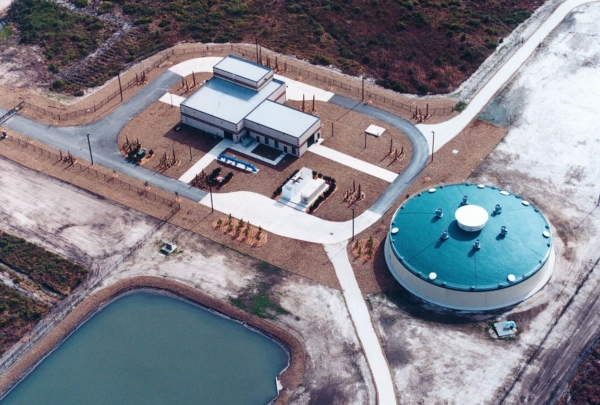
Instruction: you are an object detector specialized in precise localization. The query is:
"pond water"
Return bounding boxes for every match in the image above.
[1,291,288,405]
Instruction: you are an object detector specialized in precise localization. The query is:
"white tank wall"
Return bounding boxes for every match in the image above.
[384,236,555,311]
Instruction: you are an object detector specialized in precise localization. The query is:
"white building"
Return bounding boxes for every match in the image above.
[180,55,322,157]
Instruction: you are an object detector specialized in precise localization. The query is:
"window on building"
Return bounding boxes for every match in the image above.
[274,140,279,148]
[291,147,296,155]
[256,135,260,143]
[265,138,269,145]
[283,146,288,153]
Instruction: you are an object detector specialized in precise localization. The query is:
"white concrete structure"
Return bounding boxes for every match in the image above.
[365,125,386,138]
[280,167,328,211]
[325,242,397,405]
[180,55,322,157]
[385,184,555,311]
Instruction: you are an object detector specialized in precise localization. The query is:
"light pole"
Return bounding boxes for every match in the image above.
[431,131,435,163]
[118,71,123,102]
[208,182,214,213]
[86,133,93,165]
[351,207,355,241]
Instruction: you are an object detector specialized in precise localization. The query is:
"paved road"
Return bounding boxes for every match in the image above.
[329,95,428,215]
[0,72,428,243]
[1,71,208,202]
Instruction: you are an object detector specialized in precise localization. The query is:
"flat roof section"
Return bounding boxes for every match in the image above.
[389,184,552,291]
[214,55,272,83]
[181,77,284,125]
[245,101,320,138]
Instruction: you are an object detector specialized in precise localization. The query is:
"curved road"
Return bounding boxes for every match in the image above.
[0,65,428,244]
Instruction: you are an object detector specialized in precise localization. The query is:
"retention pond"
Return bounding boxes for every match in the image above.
[1,291,289,404]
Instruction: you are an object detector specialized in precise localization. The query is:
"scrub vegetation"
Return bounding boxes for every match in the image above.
[0,284,50,355]
[10,0,541,94]
[557,340,600,405]
[0,232,88,296]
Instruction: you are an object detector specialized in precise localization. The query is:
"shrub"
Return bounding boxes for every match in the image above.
[73,90,84,97]
[455,101,467,112]
[413,12,429,28]
[73,0,89,8]
[99,1,114,13]
[52,79,65,90]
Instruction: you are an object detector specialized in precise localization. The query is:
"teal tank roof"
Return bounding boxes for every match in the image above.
[389,184,552,292]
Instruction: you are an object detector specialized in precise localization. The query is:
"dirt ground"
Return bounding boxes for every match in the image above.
[118,99,221,180]
[0,158,376,403]
[0,128,341,290]
[289,100,413,170]
[347,119,508,295]
[98,224,376,404]
[0,156,160,269]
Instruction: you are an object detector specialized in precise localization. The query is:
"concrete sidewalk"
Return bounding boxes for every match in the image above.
[308,142,398,183]
[324,242,397,405]
[418,0,598,154]
[158,92,186,108]
[199,191,382,244]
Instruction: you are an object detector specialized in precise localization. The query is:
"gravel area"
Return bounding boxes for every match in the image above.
[288,100,413,171]
[118,99,221,180]
[0,128,341,290]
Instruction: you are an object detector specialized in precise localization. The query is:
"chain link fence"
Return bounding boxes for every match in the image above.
[0,136,180,386]
[19,43,456,122]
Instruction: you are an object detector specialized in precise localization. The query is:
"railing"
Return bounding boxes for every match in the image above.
[0,101,24,125]
[0,133,180,208]
[18,43,456,123]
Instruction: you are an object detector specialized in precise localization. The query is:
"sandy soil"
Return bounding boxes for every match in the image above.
[0,148,373,402]
[469,5,600,403]
[365,4,600,403]
[0,156,159,268]
[99,224,376,404]
[0,127,342,290]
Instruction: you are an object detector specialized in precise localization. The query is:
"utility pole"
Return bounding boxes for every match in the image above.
[364,131,367,149]
[431,131,435,163]
[331,122,334,138]
[351,208,355,241]
[118,72,123,102]
[208,182,214,213]
[87,133,93,165]
[255,38,259,64]
[361,74,365,101]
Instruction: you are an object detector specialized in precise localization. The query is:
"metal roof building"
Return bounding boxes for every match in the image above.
[385,183,555,311]
[180,55,322,157]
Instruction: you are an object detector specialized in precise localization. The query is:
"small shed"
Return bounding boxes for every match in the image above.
[365,124,386,138]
